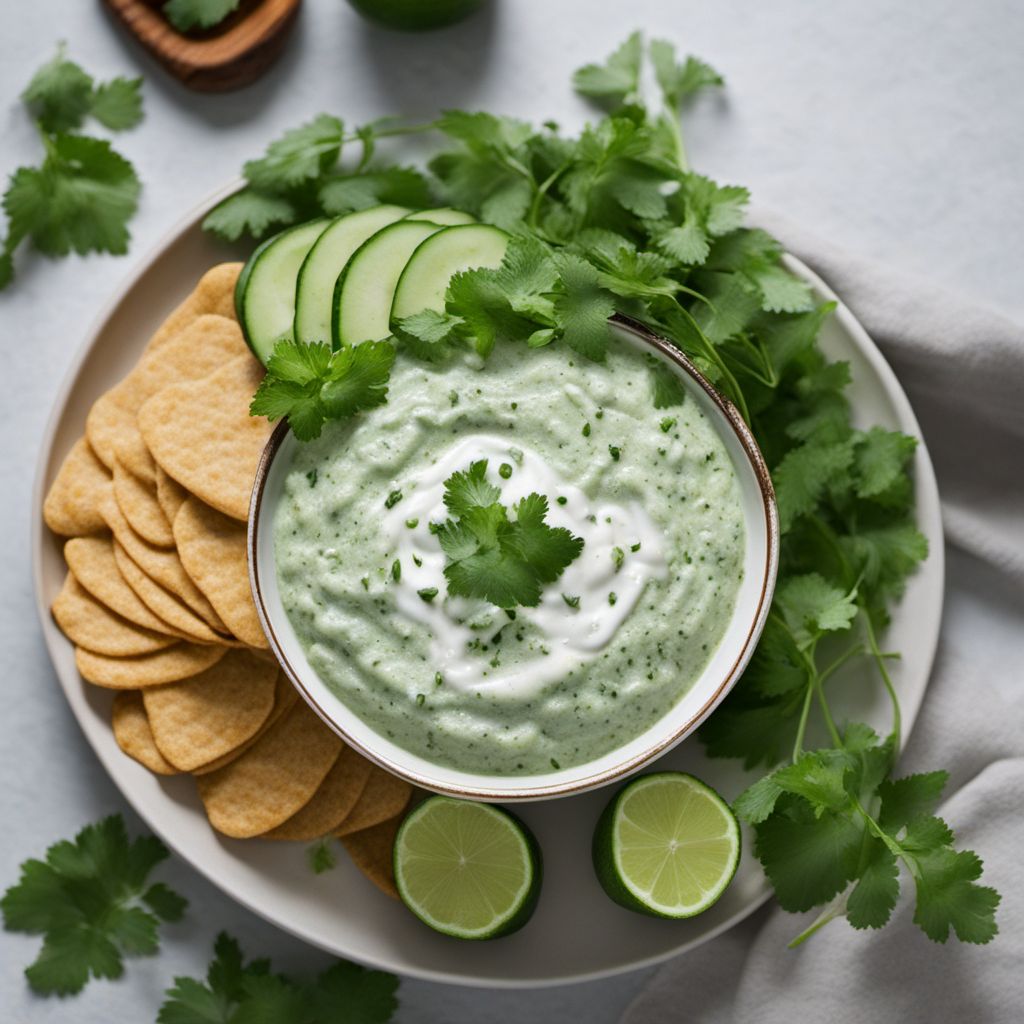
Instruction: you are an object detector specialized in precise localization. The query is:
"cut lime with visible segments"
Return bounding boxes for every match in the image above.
[394,796,542,939]
[593,772,741,919]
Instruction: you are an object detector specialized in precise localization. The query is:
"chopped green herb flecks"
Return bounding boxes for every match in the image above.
[391,559,401,582]
[306,468,318,487]
[385,489,403,509]
[630,541,642,553]
[417,587,438,603]
[415,693,426,706]
[608,445,621,461]
[660,417,676,433]
[405,517,419,529]
[608,592,618,606]
[556,496,568,505]
[499,462,513,479]
[582,422,592,437]
[612,546,625,572]
[360,576,370,591]
[562,593,581,609]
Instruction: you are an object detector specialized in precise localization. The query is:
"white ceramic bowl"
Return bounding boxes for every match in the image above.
[249,316,779,800]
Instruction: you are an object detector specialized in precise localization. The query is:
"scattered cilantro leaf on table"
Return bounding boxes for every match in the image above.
[0,814,186,996]
[436,460,584,609]
[1,45,143,290]
[158,932,399,1024]
[163,0,241,33]
[222,32,998,947]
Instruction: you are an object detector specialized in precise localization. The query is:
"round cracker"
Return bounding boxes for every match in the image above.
[113,458,174,547]
[174,496,268,649]
[263,746,374,841]
[146,263,243,353]
[138,355,271,523]
[195,700,342,838]
[112,691,178,775]
[100,491,229,635]
[192,673,297,775]
[52,574,176,657]
[65,535,185,637]
[43,438,111,537]
[112,540,230,645]
[143,649,277,771]
[87,313,248,469]
[339,806,411,900]
[76,642,227,689]
[335,767,414,837]
[155,466,188,526]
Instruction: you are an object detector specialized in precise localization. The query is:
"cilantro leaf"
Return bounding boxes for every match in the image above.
[649,40,724,109]
[1,815,186,996]
[776,573,858,647]
[551,252,615,360]
[647,354,687,408]
[244,114,345,193]
[89,77,145,131]
[21,46,94,133]
[202,188,297,242]
[438,460,583,609]
[4,134,141,257]
[251,340,395,441]
[163,0,241,32]
[318,167,433,215]
[391,309,464,362]
[572,31,643,108]
[845,840,900,929]
[159,932,399,1024]
[913,848,1000,944]
[772,438,854,533]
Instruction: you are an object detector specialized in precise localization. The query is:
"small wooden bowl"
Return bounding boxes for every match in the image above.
[102,0,302,93]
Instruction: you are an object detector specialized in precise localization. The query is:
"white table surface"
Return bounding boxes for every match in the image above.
[1,1,1021,1020]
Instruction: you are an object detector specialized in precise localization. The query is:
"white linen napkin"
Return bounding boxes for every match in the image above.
[621,217,1024,1024]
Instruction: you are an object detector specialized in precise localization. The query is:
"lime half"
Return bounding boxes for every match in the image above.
[394,796,542,939]
[592,772,741,918]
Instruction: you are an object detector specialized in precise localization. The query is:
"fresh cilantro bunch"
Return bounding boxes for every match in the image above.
[0,814,187,996]
[250,339,395,441]
[1,45,144,290]
[435,460,584,608]
[164,0,240,32]
[203,113,435,242]
[158,932,398,1024]
[224,32,999,945]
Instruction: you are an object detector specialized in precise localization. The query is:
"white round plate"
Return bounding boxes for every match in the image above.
[32,184,944,988]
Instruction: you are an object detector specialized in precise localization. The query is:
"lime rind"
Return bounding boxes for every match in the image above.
[593,772,741,919]
[394,796,542,940]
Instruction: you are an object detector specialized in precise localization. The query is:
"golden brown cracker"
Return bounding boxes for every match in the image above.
[195,699,343,838]
[112,691,178,775]
[138,355,270,522]
[174,496,268,649]
[113,459,174,548]
[76,641,227,689]
[191,672,297,775]
[263,746,374,841]
[87,314,248,469]
[146,263,243,353]
[65,535,184,637]
[143,649,276,771]
[335,767,414,837]
[115,433,157,485]
[100,490,229,634]
[339,808,411,899]
[52,574,175,657]
[43,438,111,537]
[155,466,187,526]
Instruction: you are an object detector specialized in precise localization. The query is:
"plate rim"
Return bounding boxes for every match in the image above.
[29,185,945,988]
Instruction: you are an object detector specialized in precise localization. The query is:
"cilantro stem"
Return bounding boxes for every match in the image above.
[787,898,846,949]
[661,108,689,173]
[862,610,901,748]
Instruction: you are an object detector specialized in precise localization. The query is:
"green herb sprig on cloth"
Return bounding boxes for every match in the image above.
[0,814,187,996]
[224,32,998,946]
[158,932,399,1024]
[164,0,240,32]
[0,45,144,290]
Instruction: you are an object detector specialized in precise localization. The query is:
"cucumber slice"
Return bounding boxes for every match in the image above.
[332,220,444,346]
[237,218,329,365]
[293,205,411,344]
[391,224,510,323]
[404,207,476,226]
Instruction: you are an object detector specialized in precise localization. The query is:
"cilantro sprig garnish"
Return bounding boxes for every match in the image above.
[1,45,144,290]
[0,814,187,996]
[158,932,399,1024]
[435,460,584,609]
[226,33,999,946]
[250,339,395,441]
[163,0,240,32]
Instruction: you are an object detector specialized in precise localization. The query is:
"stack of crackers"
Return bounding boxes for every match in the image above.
[44,264,412,896]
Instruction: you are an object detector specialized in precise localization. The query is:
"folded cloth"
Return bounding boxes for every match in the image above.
[621,217,1024,1024]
